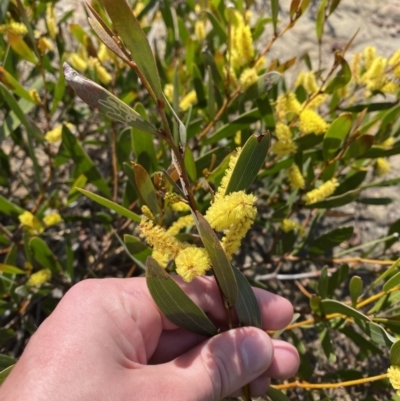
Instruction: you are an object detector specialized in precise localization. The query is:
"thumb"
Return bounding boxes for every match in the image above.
[160,327,274,401]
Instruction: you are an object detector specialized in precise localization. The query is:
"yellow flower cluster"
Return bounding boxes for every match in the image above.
[37,37,54,55]
[299,109,329,135]
[175,247,211,282]
[361,56,387,91]
[376,158,391,176]
[281,219,305,236]
[224,66,238,89]
[388,365,400,396]
[46,3,58,39]
[88,57,112,85]
[167,214,194,236]
[69,53,87,72]
[141,205,154,221]
[288,164,305,190]
[29,89,41,105]
[164,83,174,102]
[195,20,206,41]
[271,122,297,156]
[350,52,362,83]
[305,94,328,110]
[45,123,74,143]
[179,90,197,111]
[295,71,319,94]
[43,212,62,227]
[304,178,339,205]
[276,92,302,121]
[229,12,254,69]
[215,148,241,200]
[0,22,28,35]
[239,68,258,90]
[28,268,52,287]
[389,49,400,78]
[19,211,43,233]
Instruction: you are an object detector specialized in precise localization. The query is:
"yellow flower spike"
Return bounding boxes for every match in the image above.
[350,52,362,83]
[254,56,266,71]
[139,217,186,259]
[195,20,206,41]
[43,212,62,227]
[363,46,376,70]
[379,137,394,148]
[29,89,41,105]
[388,365,400,396]
[288,164,305,190]
[376,158,391,176]
[299,71,319,94]
[152,248,169,268]
[389,49,400,66]
[276,92,302,121]
[299,109,329,135]
[37,37,54,54]
[97,43,111,63]
[271,140,297,156]
[167,214,194,236]
[95,62,112,85]
[141,205,154,221]
[304,178,339,205]
[281,218,305,236]
[179,90,197,111]
[224,65,238,89]
[44,125,63,143]
[18,211,43,233]
[0,22,28,35]
[28,268,52,287]
[236,24,254,65]
[175,247,211,282]
[69,53,87,72]
[215,148,241,200]
[222,218,253,260]
[382,81,399,94]
[46,3,58,39]
[239,68,258,90]
[362,56,387,81]
[275,122,292,141]
[164,83,174,102]
[205,191,257,232]
[170,201,190,213]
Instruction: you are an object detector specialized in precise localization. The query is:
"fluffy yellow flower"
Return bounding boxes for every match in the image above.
[28,268,52,286]
[275,123,292,141]
[164,84,174,102]
[139,217,186,259]
[69,53,87,72]
[170,201,190,213]
[305,94,328,110]
[97,43,111,63]
[382,81,399,94]
[254,56,267,71]
[271,140,297,156]
[0,22,28,35]
[239,68,258,90]
[95,63,112,84]
[45,125,63,143]
[175,247,211,282]
[195,20,206,41]
[378,137,394,148]
[167,214,194,236]
[141,205,154,221]
[296,71,319,94]
[205,191,257,232]
[281,219,305,236]
[152,248,170,268]
[388,365,400,396]
[215,148,241,200]
[222,217,253,260]
[179,90,197,111]
[389,49,400,79]
[276,92,302,121]
[19,211,43,233]
[299,109,329,135]
[304,178,339,205]
[363,46,376,70]
[376,158,391,176]
[288,164,305,190]
[43,212,62,227]
[29,89,41,105]
[235,24,254,65]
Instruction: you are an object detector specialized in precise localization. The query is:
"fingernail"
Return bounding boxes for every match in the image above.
[241,331,272,373]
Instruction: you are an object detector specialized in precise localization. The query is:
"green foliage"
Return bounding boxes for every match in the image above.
[1,0,400,400]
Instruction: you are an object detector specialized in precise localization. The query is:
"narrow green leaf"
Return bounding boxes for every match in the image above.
[51,63,66,114]
[225,133,270,195]
[270,0,279,35]
[124,234,152,263]
[321,299,369,321]
[318,265,329,298]
[316,0,327,41]
[146,257,218,336]
[386,220,400,250]
[324,55,351,93]
[309,226,353,255]
[101,0,163,99]
[0,194,24,217]
[0,365,14,386]
[233,267,261,328]
[77,188,141,223]
[55,125,111,197]
[63,63,158,135]
[383,271,400,292]
[257,96,275,130]
[290,0,301,19]
[29,237,62,274]
[7,32,37,64]
[327,264,349,297]
[323,113,352,160]
[390,341,400,366]
[343,102,397,113]
[0,66,34,102]
[0,264,25,275]
[184,146,197,181]
[266,387,291,401]
[319,327,336,362]
[195,212,238,307]
[207,66,216,120]
[343,134,374,159]
[329,0,342,15]
[67,174,88,205]
[349,276,363,307]
[133,163,160,215]
[339,326,382,356]
[356,319,396,346]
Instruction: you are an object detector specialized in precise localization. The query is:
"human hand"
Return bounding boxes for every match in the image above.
[0,277,299,401]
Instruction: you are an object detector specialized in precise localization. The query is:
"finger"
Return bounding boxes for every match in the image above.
[265,339,300,380]
[136,327,274,401]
